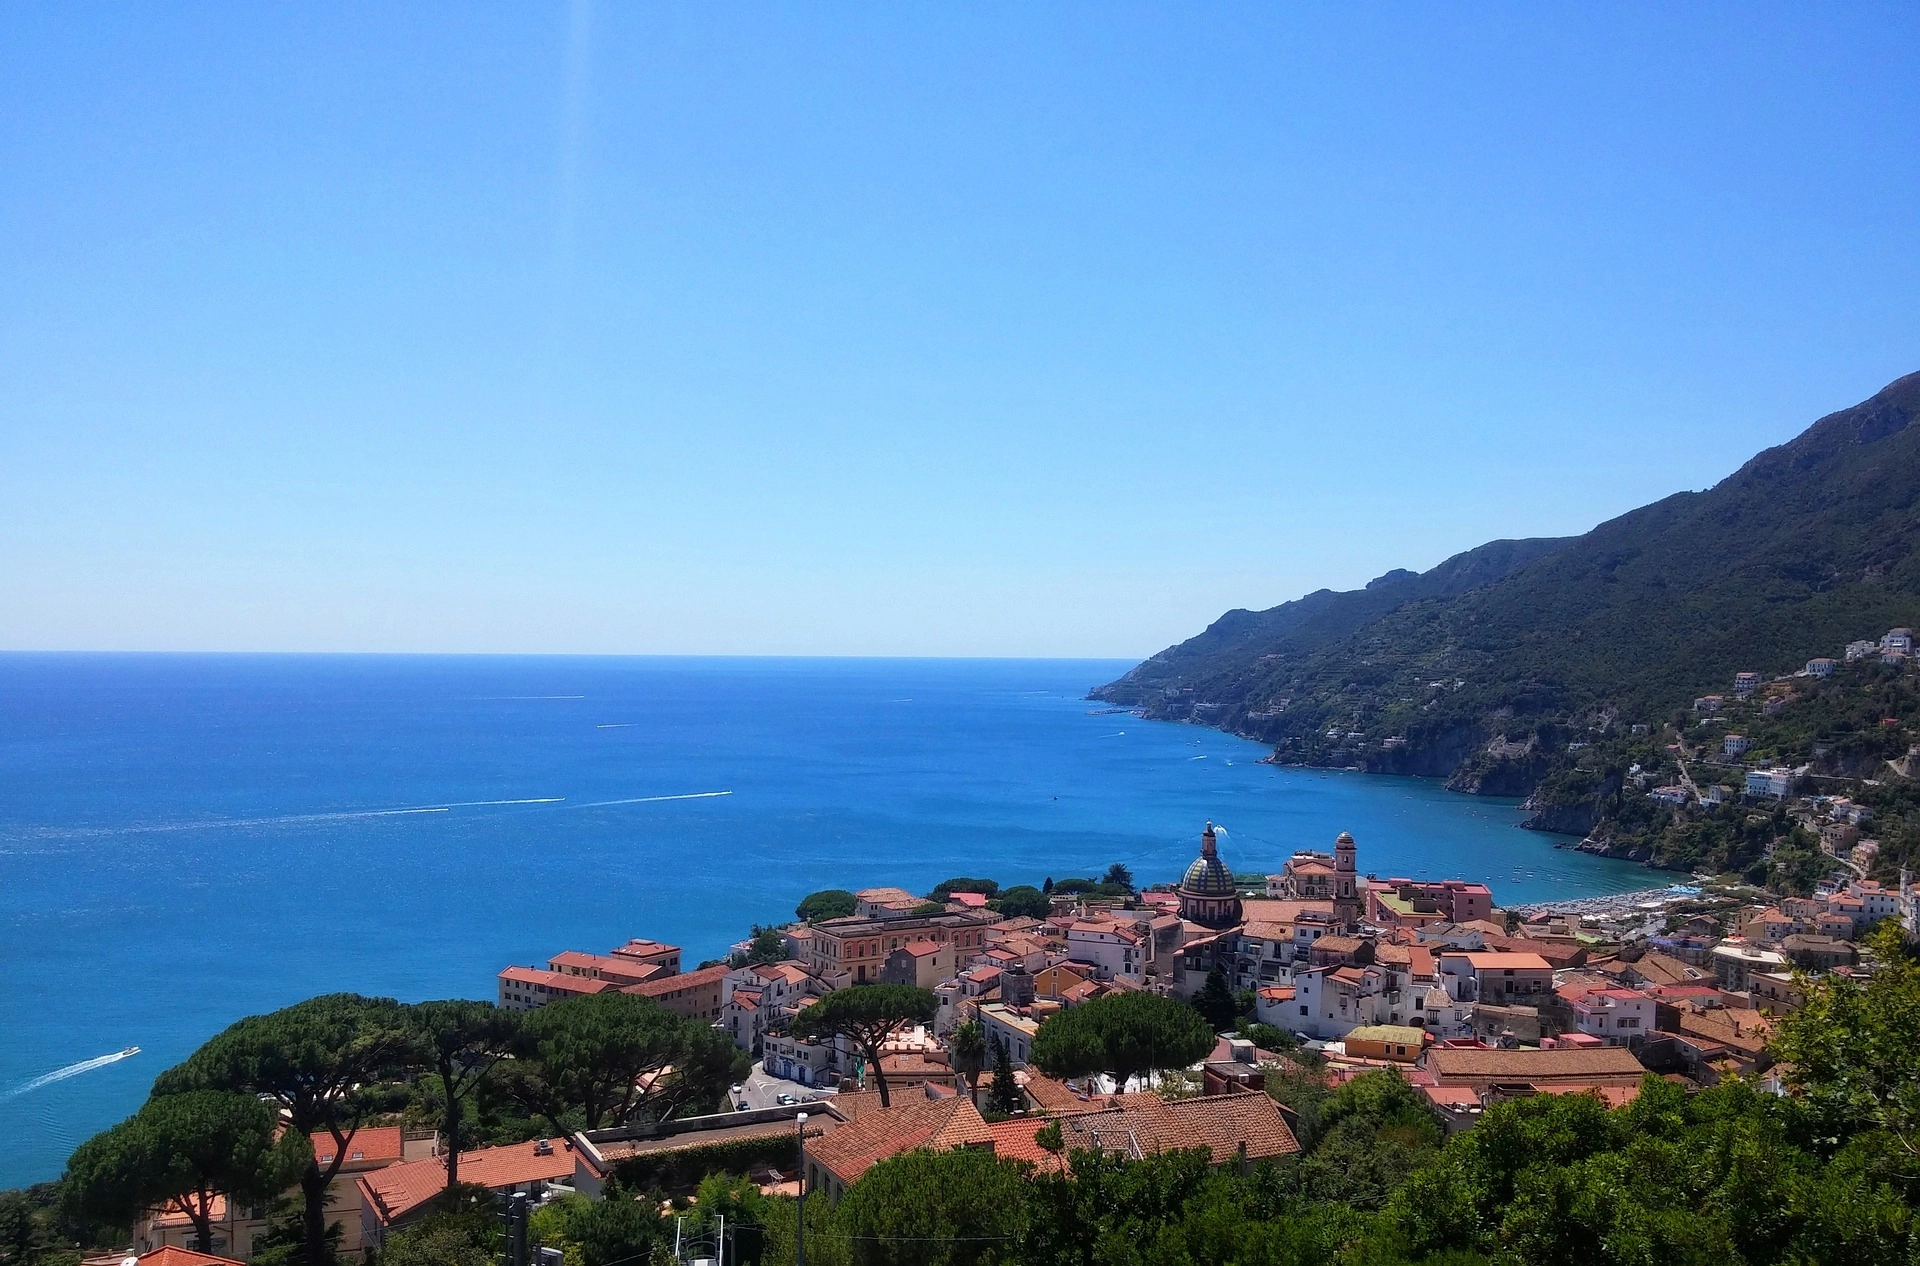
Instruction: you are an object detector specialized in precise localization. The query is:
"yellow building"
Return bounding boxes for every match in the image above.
[1343,1024,1427,1063]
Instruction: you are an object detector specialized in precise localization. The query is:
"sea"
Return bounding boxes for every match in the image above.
[0,653,1649,1186]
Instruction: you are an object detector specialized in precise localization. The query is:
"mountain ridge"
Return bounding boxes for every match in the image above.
[1094,371,1920,809]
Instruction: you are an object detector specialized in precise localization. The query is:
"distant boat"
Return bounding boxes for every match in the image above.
[120,1046,140,1057]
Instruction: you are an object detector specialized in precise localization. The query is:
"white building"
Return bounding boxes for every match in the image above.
[1806,658,1837,677]
[1746,768,1793,799]
[1852,879,1901,926]
[977,1002,1041,1068]
[1722,734,1751,758]
[1566,988,1656,1047]
[1845,640,1878,662]
[1064,915,1147,983]
[1883,628,1915,656]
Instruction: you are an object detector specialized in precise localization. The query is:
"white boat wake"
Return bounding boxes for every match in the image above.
[4,1049,139,1100]
[581,792,733,807]
[39,798,568,839]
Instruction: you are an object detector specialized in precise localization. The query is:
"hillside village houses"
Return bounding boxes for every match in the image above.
[141,812,1920,1266]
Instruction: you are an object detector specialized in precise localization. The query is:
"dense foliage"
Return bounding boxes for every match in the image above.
[797,889,859,922]
[791,985,937,1108]
[930,878,1001,901]
[1028,991,1214,1087]
[991,886,1052,919]
[20,931,1920,1265]
[510,991,747,1133]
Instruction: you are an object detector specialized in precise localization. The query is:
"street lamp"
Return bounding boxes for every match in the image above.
[795,1111,808,1266]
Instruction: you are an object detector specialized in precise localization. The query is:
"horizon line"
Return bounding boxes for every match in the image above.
[0,648,1148,663]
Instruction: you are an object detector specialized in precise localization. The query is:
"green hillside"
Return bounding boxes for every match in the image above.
[1097,370,1920,826]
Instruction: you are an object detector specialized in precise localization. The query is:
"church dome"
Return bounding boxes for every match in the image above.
[1180,853,1236,897]
[1178,822,1237,897]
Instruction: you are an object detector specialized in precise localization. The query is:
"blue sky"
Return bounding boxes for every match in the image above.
[3,5,1916,658]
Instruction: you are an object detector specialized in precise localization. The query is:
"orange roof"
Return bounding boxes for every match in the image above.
[625,964,730,998]
[1049,1092,1296,1163]
[805,1094,993,1186]
[1447,952,1553,971]
[983,1117,1067,1172]
[498,966,617,995]
[147,1195,227,1229]
[611,939,681,958]
[312,1126,404,1168]
[1164,1094,1301,1162]
[898,940,944,958]
[1426,1046,1644,1085]
[1240,898,1336,924]
[949,892,989,908]
[1019,1074,1108,1115]
[359,1140,576,1227]
[141,1249,245,1266]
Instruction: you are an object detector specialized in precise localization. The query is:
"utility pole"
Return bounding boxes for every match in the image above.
[504,1193,528,1266]
[795,1111,808,1266]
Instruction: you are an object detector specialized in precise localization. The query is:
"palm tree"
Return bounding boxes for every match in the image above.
[950,1019,987,1105]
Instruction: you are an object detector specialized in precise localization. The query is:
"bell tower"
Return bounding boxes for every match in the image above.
[1333,831,1361,928]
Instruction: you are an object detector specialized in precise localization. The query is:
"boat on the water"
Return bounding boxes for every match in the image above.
[120,1046,140,1057]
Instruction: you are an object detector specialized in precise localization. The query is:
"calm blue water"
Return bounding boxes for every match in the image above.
[0,654,1647,1185]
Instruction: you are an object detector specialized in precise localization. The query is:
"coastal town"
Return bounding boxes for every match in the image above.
[106,817,1920,1266]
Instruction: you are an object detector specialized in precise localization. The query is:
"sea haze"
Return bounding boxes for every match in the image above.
[0,653,1648,1185]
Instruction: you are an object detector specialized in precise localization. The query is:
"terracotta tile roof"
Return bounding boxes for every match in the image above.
[1020,1075,1109,1115]
[625,964,730,998]
[805,1095,993,1186]
[312,1126,404,1168]
[611,939,680,959]
[1445,951,1553,971]
[140,1249,246,1266]
[1650,984,1723,1000]
[1240,899,1335,924]
[878,1051,951,1079]
[1485,935,1586,967]
[1626,951,1710,986]
[1678,1006,1771,1055]
[1426,1046,1645,1085]
[499,966,618,995]
[828,1091,887,1120]
[983,1118,1068,1172]
[1165,1094,1301,1162]
[360,1140,577,1227]
[1055,1095,1190,1158]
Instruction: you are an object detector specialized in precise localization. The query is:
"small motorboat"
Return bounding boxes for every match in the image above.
[120,1046,141,1057]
